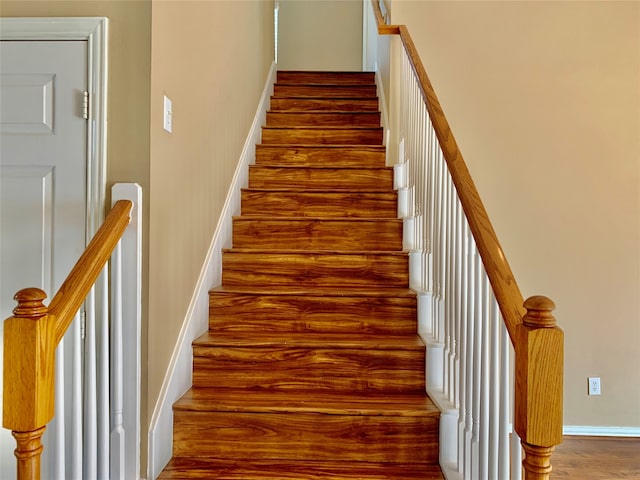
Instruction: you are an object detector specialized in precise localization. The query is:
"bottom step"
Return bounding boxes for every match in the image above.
[159,458,444,479]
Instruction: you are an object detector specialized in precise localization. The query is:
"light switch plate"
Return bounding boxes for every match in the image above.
[163,95,172,133]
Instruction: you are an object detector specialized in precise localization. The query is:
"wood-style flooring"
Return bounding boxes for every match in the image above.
[552,436,640,479]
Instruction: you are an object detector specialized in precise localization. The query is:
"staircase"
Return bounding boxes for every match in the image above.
[159,71,443,479]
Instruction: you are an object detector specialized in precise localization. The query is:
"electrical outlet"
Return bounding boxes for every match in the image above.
[588,377,601,396]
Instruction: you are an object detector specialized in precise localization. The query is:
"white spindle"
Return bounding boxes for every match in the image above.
[498,320,511,479]
[479,271,491,479]
[111,240,126,479]
[463,228,475,477]
[53,340,66,479]
[488,294,500,480]
[72,311,83,479]
[391,33,523,480]
[85,286,98,479]
[98,269,110,479]
[457,218,468,475]
[444,177,454,403]
[470,250,483,479]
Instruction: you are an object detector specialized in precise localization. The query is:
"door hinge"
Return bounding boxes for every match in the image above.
[82,90,89,120]
[80,310,86,340]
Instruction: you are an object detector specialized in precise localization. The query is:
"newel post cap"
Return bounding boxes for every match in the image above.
[523,295,556,328]
[13,288,48,318]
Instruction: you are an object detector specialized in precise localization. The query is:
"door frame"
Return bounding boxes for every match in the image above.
[0,17,109,236]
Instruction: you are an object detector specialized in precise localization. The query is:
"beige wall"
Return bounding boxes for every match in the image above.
[1,0,275,472]
[0,0,153,462]
[148,0,274,434]
[278,0,362,70]
[392,0,640,428]
[0,0,152,192]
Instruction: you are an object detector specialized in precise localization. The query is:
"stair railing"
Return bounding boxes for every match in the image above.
[365,1,564,479]
[2,183,142,480]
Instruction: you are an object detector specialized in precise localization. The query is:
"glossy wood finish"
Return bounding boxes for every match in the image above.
[552,436,640,479]
[48,200,133,343]
[3,200,133,480]
[255,145,386,167]
[266,111,381,127]
[274,84,377,98]
[241,189,397,218]
[221,249,409,288]
[161,458,444,479]
[172,410,436,462]
[277,71,376,84]
[161,71,441,479]
[261,126,384,145]
[270,97,380,112]
[192,332,425,393]
[232,217,403,250]
[209,286,416,335]
[249,165,393,190]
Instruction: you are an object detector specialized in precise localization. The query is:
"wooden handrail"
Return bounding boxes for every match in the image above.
[51,199,133,343]
[371,0,522,342]
[2,199,133,479]
[369,1,563,478]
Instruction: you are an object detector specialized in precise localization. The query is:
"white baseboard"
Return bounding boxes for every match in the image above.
[146,62,276,480]
[563,425,640,437]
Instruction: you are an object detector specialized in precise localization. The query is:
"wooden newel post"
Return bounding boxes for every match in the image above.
[3,288,56,480]
[515,295,564,480]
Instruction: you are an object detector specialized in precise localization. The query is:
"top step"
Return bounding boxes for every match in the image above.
[277,71,375,85]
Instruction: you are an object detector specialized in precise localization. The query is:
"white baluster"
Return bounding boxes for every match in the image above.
[479,271,490,479]
[463,228,475,478]
[471,251,483,479]
[488,295,500,480]
[498,321,510,479]
[53,340,65,479]
[98,268,110,479]
[110,241,125,479]
[457,218,468,476]
[72,311,83,479]
[85,287,98,479]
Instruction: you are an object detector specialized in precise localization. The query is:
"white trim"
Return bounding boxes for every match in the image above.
[563,426,640,437]
[0,17,109,237]
[111,184,143,479]
[146,62,277,480]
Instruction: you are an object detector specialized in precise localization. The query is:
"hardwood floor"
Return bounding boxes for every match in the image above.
[551,436,640,479]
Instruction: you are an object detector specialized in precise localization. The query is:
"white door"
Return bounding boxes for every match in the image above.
[0,40,88,479]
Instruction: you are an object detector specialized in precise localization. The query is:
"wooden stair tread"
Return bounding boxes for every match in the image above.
[267,110,378,114]
[193,332,425,350]
[222,248,407,255]
[271,95,379,100]
[254,145,386,168]
[270,97,380,112]
[248,164,392,170]
[263,126,382,131]
[174,388,438,416]
[277,70,376,84]
[256,144,385,149]
[209,285,416,297]
[233,215,400,221]
[159,458,443,479]
[273,85,378,98]
[242,187,394,193]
